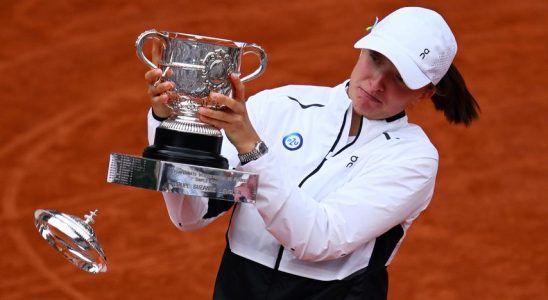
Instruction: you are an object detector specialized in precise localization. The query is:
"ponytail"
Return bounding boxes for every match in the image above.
[431,64,480,126]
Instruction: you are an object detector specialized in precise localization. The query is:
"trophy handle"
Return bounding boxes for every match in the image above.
[135,29,169,69]
[240,44,267,83]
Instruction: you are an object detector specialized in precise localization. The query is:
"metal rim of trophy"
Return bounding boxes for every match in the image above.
[34,209,107,274]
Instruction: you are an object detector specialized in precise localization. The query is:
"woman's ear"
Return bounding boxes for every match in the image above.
[420,84,436,100]
[410,85,435,106]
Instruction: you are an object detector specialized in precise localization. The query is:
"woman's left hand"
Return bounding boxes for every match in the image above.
[198,73,261,154]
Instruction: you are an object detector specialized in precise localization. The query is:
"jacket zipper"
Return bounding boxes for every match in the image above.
[273,109,364,270]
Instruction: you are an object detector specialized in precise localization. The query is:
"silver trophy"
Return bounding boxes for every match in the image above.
[106,30,266,203]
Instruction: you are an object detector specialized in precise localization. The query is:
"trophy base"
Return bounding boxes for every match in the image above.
[107,153,258,203]
[143,127,228,169]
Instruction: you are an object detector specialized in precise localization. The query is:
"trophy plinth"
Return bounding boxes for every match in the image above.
[143,119,228,169]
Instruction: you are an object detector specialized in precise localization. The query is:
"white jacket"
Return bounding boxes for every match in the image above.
[148,81,438,281]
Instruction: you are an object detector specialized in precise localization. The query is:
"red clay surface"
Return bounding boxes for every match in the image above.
[1,1,546,299]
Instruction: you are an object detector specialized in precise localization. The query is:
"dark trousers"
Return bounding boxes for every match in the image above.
[213,247,389,300]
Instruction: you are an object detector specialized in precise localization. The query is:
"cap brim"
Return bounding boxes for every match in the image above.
[354,34,430,90]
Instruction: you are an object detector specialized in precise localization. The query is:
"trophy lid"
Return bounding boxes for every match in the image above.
[34,209,107,273]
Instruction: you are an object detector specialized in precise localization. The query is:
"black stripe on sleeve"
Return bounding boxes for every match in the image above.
[367,225,404,272]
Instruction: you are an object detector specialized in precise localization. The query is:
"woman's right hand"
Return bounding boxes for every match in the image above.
[144,39,174,119]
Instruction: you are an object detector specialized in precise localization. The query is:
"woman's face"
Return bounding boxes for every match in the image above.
[348,50,433,120]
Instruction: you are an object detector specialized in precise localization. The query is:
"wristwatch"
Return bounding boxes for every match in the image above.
[238,140,269,164]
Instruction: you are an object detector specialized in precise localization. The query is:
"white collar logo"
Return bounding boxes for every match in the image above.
[283,133,303,151]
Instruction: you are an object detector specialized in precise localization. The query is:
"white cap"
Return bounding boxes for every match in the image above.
[354,7,457,89]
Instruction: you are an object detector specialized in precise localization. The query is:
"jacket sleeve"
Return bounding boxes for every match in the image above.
[147,109,233,231]
[237,147,438,262]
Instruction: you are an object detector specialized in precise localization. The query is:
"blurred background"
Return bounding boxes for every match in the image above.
[1,0,546,299]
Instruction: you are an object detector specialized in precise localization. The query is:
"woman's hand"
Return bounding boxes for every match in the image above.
[198,74,261,154]
[144,39,175,119]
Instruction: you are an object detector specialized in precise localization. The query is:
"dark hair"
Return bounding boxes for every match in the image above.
[431,64,480,126]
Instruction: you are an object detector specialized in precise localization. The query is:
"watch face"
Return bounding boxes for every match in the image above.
[257,141,268,154]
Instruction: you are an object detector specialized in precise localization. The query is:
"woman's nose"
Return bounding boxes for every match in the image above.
[368,71,385,92]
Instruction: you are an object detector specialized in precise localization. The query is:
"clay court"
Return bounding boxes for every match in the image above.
[1,0,546,299]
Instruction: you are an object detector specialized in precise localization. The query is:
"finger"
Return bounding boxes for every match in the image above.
[229,73,246,101]
[197,110,228,129]
[151,91,174,118]
[198,106,239,124]
[145,68,163,84]
[151,93,169,106]
[148,81,174,97]
[209,92,244,113]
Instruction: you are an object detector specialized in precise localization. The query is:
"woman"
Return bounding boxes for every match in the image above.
[145,7,479,300]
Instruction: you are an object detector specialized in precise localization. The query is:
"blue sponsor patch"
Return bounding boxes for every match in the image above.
[282,132,303,151]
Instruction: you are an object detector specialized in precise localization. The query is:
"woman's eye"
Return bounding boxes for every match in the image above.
[369,52,379,63]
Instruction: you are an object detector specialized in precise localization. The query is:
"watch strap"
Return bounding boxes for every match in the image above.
[238,140,268,164]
